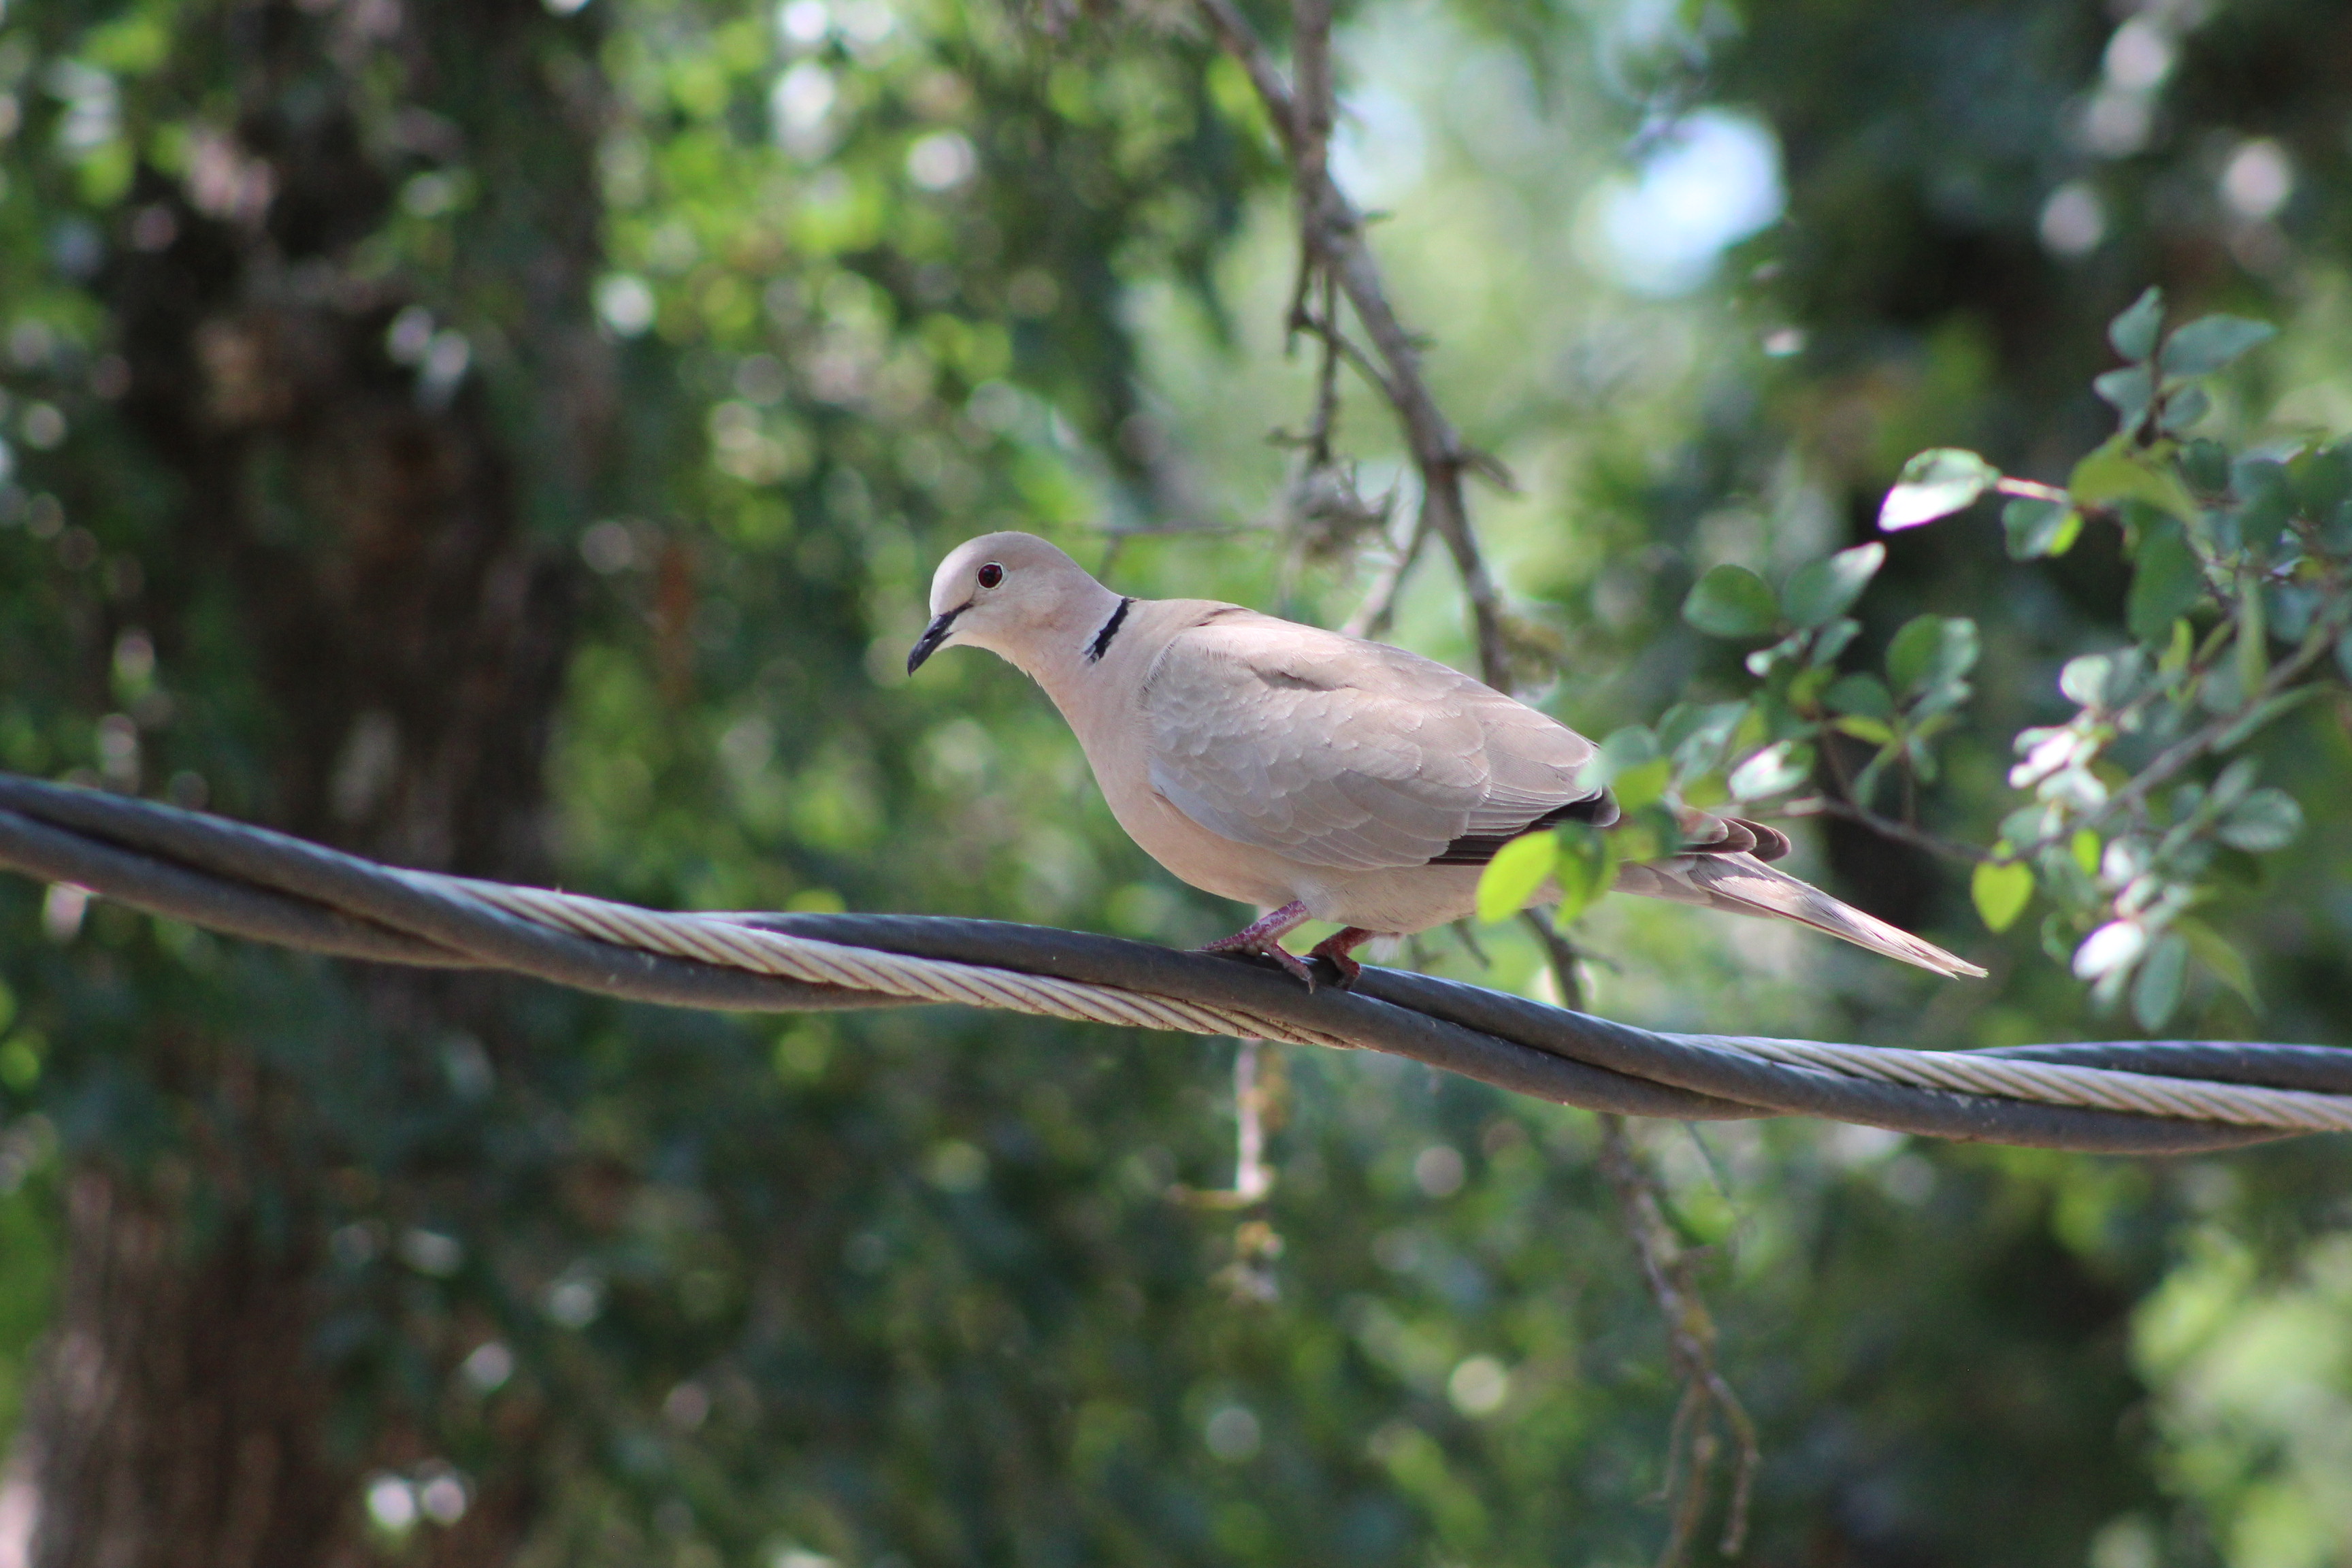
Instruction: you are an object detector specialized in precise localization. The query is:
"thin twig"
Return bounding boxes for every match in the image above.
[2016,615,2345,862]
[1342,504,1434,640]
[1189,5,1763,1547]
[1193,0,1514,687]
[1780,795,1988,864]
[1525,912,1755,1563]
[1595,1113,1761,1565]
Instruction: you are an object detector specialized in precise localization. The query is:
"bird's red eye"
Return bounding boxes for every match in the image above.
[977,562,1004,589]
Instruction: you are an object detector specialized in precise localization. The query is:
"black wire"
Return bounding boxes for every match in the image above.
[0,775,2339,1153]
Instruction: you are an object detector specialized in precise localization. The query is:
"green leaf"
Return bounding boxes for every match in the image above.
[2108,285,2163,362]
[1971,859,2034,934]
[1887,615,1979,696]
[2093,365,2153,427]
[1477,832,1558,924]
[1727,740,1814,802]
[2160,314,2276,378]
[1682,565,1779,638]
[1830,715,1895,745]
[2070,438,2196,520]
[1879,448,2001,532]
[1550,823,1616,926]
[2338,628,2352,684]
[2124,517,2205,643]
[2174,916,2259,1011]
[2179,439,2231,496]
[2071,829,2102,877]
[2131,932,2189,1032]
[1783,543,1885,629]
[1611,756,1672,813]
[2159,384,2210,434]
[2215,787,2302,852]
[1823,672,1893,719]
[2074,920,2148,981]
[2002,498,2082,559]
[1583,725,1661,794]
[1808,617,1863,668]
[2212,687,2323,752]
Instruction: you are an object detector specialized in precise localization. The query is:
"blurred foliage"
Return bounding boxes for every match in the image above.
[0,0,2350,1563]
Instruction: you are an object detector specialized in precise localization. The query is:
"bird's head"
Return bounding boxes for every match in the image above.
[906,532,1113,676]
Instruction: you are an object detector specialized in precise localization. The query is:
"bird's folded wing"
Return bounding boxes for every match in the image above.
[1140,612,1603,870]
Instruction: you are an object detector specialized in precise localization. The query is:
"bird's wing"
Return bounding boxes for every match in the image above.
[1140,610,1606,870]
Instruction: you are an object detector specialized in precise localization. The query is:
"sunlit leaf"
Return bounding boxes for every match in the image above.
[1879,448,2001,532]
[1971,859,2034,934]
[1612,757,1672,813]
[1477,832,1557,924]
[1727,740,1814,802]
[1550,823,1615,926]
[2074,920,2148,980]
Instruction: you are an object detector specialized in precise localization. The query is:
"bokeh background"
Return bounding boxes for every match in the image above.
[3,0,2352,1563]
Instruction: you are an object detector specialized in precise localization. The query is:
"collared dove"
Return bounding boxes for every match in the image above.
[908,532,1984,986]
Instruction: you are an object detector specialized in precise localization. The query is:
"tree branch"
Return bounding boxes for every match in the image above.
[1194,0,1514,687]
[1595,1114,1760,1566]
[1780,795,1989,865]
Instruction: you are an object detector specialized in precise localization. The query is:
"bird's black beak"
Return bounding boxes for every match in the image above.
[906,607,962,676]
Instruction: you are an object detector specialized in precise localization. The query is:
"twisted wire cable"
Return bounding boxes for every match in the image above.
[1,774,2347,1154]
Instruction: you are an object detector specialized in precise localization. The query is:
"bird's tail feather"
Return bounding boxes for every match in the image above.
[1614,852,1986,979]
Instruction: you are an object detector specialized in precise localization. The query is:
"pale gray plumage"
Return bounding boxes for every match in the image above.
[907,531,1984,983]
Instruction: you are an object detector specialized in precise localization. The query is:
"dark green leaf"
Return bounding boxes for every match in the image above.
[1784,543,1885,629]
[2071,438,2195,519]
[2093,365,2153,427]
[2176,916,2259,1010]
[2179,439,2231,496]
[1823,672,1893,719]
[2131,932,2189,1031]
[1887,615,1979,696]
[2125,518,2204,643]
[1682,564,1779,638]
[2160,314,2276,378]
[2216,787,2302,852]
[2108,285,2163,361]
[2002,498,2082,559]
[1880,448,2001,532]
[2158,385,2210,434]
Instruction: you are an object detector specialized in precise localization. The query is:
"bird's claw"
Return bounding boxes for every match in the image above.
[1199,936,1320,989]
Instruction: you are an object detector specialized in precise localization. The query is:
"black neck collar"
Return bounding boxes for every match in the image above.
[1085,598,1134,662]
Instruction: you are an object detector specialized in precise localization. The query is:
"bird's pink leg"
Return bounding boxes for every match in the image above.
[1199,900,1315,985]
[1307,926,1381,985]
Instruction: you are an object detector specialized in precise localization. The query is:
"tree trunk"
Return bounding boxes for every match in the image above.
[14,1,608,1561]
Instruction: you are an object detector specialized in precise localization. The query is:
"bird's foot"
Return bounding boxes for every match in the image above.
[1200,902,1316,987]
[1306,926,1379,989]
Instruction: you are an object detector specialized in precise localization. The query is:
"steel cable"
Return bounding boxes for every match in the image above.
[0,774,2345,1154]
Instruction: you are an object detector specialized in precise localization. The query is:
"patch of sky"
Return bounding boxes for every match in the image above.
[1590,109,1784,297]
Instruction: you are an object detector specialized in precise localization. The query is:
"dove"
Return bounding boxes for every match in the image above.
[906,531,1984,987]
